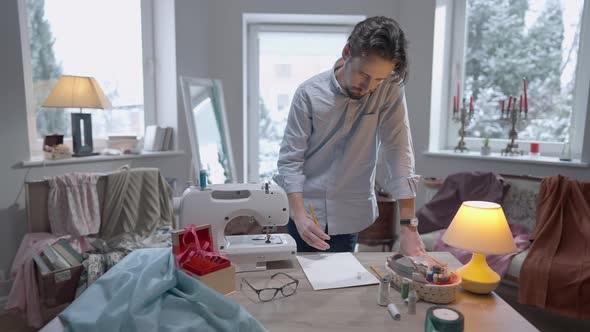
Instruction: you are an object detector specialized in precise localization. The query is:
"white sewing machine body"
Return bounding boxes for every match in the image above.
[179,183,297,272]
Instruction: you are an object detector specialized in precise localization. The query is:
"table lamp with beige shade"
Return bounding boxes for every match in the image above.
[42,75,111,157]
[442,201,516,294]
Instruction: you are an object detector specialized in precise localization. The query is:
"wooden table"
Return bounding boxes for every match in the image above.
[229,252,539,332]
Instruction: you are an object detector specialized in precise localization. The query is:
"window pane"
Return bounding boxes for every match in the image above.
[464,0,584,142]
[26,0,145,140]
[257,31,348,182]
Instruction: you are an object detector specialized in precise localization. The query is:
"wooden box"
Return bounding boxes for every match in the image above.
[35,258,83,307]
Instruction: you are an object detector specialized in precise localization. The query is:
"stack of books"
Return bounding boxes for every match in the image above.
[143,125,174,152]
[32,239,83,275]
[107,135,140,153]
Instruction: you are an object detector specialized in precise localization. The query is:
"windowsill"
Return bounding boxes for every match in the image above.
[21,150,185,168]
[424,150,588,168]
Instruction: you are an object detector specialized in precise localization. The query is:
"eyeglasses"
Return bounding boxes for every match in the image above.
[240,272,299,302]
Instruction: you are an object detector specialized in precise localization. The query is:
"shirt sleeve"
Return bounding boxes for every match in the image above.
[379,85,420,199]
[272,87,311,193]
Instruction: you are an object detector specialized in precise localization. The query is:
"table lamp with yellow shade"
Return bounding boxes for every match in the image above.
[442,201,516,294]
[42,75,111,157]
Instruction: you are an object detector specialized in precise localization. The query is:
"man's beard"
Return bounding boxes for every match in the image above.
[345,87,365,100]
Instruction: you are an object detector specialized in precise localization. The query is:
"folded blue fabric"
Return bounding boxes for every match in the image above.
[59,248,266,332]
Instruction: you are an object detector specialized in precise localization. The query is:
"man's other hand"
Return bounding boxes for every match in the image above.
[399,225,443,266]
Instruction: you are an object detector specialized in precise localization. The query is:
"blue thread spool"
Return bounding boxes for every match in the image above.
[427,270,434,282]
[199,170,207,190]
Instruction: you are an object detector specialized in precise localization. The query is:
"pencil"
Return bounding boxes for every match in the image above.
[308,202,320,226]
[370,265,383,279]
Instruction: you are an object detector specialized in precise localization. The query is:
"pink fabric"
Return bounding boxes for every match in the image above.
[46,173,101,237]
[4,233,90,328]
[433,223,531,277]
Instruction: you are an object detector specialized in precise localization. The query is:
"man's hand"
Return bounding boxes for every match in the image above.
[292,213,331,251]
[288,192,331,250]
[399,225,443,266]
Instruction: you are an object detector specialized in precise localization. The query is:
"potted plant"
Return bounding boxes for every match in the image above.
[481,136,491,156]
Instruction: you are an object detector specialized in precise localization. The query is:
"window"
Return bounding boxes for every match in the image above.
[246,15,362,182]
[431,0,590,157]
[274,64,292,79]
[20,0,153,157]
[276,94,290,112]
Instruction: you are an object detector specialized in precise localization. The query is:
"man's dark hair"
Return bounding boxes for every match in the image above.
[348,16,408,84]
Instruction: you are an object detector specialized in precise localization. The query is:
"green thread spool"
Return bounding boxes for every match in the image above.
[401,277,410,299]
[425,306,464,332]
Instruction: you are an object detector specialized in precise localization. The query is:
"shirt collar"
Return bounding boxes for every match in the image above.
[330,60,349,97]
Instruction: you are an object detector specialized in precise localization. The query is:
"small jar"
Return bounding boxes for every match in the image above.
[407,290,417,314]
[377,276,391,306]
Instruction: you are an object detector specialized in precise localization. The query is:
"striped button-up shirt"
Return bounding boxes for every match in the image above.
[273,66,419,235]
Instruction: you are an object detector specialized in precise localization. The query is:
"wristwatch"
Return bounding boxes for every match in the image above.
[400,217,419,227]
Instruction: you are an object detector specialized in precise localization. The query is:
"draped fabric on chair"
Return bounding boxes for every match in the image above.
[519,175,590,319]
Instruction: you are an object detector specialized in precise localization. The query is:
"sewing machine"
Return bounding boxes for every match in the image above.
[178,182,297,272]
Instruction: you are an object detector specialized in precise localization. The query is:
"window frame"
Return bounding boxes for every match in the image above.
[243,13,364,182]
[18,0,156,158]
[431,0,590,159]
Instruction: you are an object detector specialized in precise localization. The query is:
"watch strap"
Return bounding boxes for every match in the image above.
[400,217,419,226]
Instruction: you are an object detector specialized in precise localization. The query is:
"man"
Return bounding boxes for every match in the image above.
[273,16,428,259]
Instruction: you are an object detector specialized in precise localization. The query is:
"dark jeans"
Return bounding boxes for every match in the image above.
[287,218,358,253]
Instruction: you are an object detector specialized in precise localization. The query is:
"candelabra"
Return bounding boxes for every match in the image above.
[500,101,527,156]
[453,98,474,153]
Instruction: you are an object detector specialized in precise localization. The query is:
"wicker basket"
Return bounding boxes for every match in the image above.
[384,263,461,304]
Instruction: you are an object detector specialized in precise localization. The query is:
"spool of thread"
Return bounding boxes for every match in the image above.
[425,306,464,332]
[377,276,391,306]
[387,303,401,320]
[426,270,434,282]
[407,290,417,314]
[401,278,410,299]
[199,170,208,190]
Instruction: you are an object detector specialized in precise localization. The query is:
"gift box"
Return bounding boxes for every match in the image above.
[172,224,236,295]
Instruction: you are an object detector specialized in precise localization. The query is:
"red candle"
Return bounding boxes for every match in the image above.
[469,96,474,110]
[507,96,512,110]
[453,96,457,113]
[530,142,539,154]
[457,81,460,109]
[519,94,523,112]
[501,100,505,111]
[523,78,528,110]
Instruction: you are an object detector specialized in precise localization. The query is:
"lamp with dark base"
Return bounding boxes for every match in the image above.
[71,109,97,157]
[42,75,111,157]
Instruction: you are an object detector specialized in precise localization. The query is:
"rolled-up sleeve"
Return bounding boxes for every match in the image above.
[273,88,311,193]
[379,86,420,199]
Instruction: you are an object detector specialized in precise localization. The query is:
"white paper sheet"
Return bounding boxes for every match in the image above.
[296,253,380,290]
